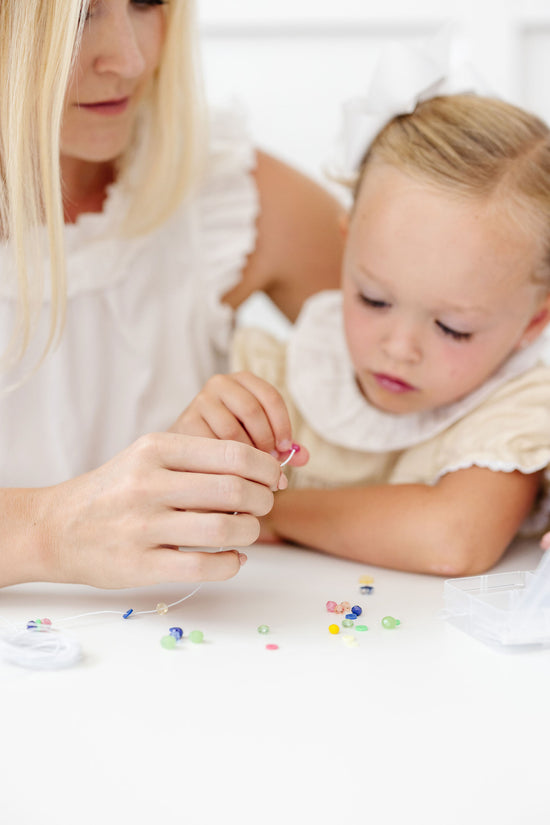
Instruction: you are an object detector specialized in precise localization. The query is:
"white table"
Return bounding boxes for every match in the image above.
[1,538,548,825]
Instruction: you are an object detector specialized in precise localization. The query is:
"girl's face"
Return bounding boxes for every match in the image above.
[342,163,550,415]
[60,0,167,166]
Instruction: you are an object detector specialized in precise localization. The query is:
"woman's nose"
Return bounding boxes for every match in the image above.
[93,15,146,78]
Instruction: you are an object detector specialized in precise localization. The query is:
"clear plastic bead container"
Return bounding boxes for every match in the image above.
[444,551,550,647]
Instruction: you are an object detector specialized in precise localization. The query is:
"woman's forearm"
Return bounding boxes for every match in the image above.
[0,487,54,586]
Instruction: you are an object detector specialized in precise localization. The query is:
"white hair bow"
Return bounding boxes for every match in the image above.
[335,26,491,179]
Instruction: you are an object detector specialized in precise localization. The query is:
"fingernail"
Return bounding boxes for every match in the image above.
[277,439,292,452]
[239,552,248,566]
[270,450,279,458]
[278,472,288,491]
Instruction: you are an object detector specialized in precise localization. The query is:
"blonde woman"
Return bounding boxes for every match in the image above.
[0,0,341,587]
[178,93,550,576]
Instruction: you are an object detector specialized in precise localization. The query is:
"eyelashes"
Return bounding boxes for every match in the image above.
[357,293,473,342]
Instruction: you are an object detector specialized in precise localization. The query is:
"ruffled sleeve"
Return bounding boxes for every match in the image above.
[194,108,260,355]
[391,366,550,533]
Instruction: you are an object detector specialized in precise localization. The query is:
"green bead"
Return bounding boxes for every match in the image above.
[189,630,204,644]
[257,625,270,634]
[381,616,400,629]
[356,624,368,632]
[342,619,354,628]
[160,635,177,650]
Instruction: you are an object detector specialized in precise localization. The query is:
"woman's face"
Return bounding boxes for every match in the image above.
[61,0,167,166]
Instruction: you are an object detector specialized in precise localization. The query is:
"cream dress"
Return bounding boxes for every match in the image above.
[0,113,258,486]
[232,290,550,533]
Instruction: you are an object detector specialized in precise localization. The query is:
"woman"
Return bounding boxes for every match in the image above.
[0,0,342,588]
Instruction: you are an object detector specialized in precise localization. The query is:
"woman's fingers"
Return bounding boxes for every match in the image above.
[141,548,247,584]
[148,510,263,549]
[135,432,284,491]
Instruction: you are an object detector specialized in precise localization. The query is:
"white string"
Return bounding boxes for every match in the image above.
[56,583,203,624]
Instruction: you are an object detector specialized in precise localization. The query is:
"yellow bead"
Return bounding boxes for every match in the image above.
[156,603,168,615]
[328,624,340,635]
[359,574,374,584]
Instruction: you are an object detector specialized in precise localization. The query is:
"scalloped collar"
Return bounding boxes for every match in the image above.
[287,290,547,452]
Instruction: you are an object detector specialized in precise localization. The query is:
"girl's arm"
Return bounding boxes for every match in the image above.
[263,466,540,577]
[223,151,345,320]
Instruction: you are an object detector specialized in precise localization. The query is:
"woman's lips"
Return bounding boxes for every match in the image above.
[78,97,130,116]
[373,373,416,393]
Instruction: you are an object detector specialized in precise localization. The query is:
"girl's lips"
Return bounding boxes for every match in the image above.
[78,98,130,116]
[373,373,416,393]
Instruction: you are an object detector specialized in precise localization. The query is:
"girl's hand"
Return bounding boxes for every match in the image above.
[540,532,550,550]
[29,433,286,589]
[170,372,308,468]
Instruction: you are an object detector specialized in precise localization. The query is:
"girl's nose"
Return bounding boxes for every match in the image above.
[93,15,146,79]
[380,322,422,364]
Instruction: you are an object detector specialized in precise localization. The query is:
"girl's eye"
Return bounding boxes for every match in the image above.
[436,321,472,341]
[358,294,389,310]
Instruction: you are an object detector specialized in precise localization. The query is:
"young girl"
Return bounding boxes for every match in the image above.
[175,92,550,577]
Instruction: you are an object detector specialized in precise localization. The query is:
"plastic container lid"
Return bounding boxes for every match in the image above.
[443,549,550,647]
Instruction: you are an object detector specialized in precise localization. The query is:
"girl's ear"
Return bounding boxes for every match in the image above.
[517,294,550,348]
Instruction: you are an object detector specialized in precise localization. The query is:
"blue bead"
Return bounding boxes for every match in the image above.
[122,609,134,619]
[345,613,357,620]
[351,605,362,616]
[360,585,374,594]
[26,621,37,630]
[169,626,183,640]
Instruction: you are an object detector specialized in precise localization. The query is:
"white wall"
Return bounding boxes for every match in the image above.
[197,0,550,335]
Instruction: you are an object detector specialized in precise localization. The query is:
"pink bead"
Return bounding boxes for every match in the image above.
[335,604,345,614]
[340,601,351,611]
[42,618,52,625]
[326,600,337,612]
[266,644,279,650]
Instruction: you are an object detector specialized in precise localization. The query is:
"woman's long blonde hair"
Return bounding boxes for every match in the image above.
[0,0,205,369]
[356,94,550,283]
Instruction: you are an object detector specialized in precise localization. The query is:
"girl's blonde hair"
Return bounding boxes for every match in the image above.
[0,0,205,369]
[357,94,550,283]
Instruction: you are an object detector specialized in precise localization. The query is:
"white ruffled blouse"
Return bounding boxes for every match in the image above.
[0,112,259,486]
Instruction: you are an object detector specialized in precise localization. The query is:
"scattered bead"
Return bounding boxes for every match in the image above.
[122,609,133,620]
[42,618,52,626]
[156,603,168,615]
[345,613,357,620]
[359,575,374,585]
[359,585,374,595]
[328,624,340,635]
[160,635,177,650]
[266,644,279,651]
[326,600,337,612]
[169,626,183,640]
[342,619,354,628]
[351,605,362,616]
[340,601,351,611]
[342,634,358,647]
[356,624,368,632]
[257,625,270,634]
[26,621,37,630]
[335,603,345,614]
[381,616,401,629]
[189,630,204,644]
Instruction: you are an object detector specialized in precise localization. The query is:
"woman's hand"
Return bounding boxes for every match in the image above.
[18,433,287,589]
[170,371,309,467]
